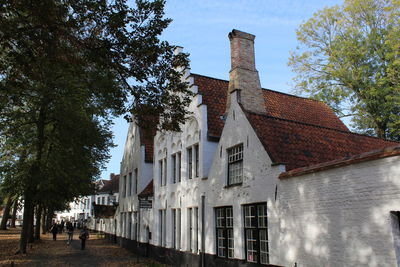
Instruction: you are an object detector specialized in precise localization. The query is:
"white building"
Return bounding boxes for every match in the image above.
[102,30,400,267]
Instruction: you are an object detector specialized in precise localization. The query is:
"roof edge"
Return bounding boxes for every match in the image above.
[279,145,400,179]
[244,110,400,143]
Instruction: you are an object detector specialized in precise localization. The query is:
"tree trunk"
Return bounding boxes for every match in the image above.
[19,194,34,253]
[28,205,35,243]
[46,208,54,232]
[34,205,42,240]
[0,196,13,230]
[11,199,18,228]
[41,207,47,234]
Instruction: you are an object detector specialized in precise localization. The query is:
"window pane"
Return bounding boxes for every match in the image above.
[217,229,225,257]
[260,230,269,264]
[246,229,257,263]
[188,148,192,179]
[258,204,268,228]
[227,229,234,259]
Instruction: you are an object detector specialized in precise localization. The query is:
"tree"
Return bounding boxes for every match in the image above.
[289,0,400,139]
[0,0,191,253]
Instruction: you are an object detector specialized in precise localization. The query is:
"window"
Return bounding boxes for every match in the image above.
[194,207,199,252]
[215,206,234,258]
[134,168,138,194]
[164,158,167,186]
[133,212,138,240]
[172,154,177,183]
[194,144,199,178]
[102,196,105,205]
[159,209,166,246]
[177,208,181,249]
[227,144,243,185]
[244,203,269,264]
[172,209,176,248]
[129,172,133,196]
[127,212,132,239]
[123,175,127,197]
[187,147,193,179]
[159,160,163,186]
[177,152,181,182]
[188,207,192,250]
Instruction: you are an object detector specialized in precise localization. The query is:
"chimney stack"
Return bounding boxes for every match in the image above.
[226,29,265,114]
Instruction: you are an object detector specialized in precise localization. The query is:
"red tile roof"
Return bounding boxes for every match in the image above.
[191,74,348,139]
[279,145,400,179]
[98,174,120,193]
[139,127,157,163]
[192,74,228,139]
[138,180,153,198]
[262,90,348,131]
[245,111,399,171]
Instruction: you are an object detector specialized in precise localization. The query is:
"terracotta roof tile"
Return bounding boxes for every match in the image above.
[245,111,399,171]
[192,74,228,139]
[262,90,348,131]
[279,145,400,179]
[191,74,348,138]
[98,174,120,193]
[138,180,153,198]
[139,127,156,163]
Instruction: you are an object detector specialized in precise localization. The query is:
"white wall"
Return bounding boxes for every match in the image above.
[278,155,400,267]
[152,70,218,252]
[202,91,284,261]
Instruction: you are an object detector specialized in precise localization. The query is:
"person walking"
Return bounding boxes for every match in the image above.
[66,221,74,245]
[79,226,89,250]
[50,222,58,241]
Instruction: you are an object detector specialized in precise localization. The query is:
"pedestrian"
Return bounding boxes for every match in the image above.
[66,221,74,245]
[79,226,89,250]
[50,222,58,241]
[60,220,65,233]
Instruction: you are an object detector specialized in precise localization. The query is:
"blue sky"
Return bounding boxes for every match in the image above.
[101,0,343,179]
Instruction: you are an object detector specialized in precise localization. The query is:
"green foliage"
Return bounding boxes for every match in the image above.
[0,0,191,251]
[289,0,400,139]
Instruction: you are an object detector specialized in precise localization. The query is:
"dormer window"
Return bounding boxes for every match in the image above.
[227,144,243,185]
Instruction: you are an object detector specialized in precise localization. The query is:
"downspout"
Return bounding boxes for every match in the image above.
[201,194,205,267]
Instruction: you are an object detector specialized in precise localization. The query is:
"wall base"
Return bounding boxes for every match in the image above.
[103,233,282,267]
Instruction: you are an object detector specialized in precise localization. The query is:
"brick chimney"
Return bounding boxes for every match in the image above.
[226,29,265,114]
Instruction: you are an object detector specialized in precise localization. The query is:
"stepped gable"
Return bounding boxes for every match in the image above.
[138,180,153,198]
[98,174,120,193]
[245,111,399,171]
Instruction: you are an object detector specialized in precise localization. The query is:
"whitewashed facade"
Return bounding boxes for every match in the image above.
[104,29,400,267]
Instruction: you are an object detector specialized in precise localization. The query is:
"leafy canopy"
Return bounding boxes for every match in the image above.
[289,0,400,139]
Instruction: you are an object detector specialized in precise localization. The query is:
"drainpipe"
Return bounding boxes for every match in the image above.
[201,194,205,267]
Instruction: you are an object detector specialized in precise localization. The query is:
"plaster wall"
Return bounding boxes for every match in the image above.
[152,71,218,253]
[278,156,400,267]
[202,92,283,262]
[118,121,153,238]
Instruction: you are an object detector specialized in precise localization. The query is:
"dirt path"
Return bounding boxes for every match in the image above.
[0,228,166,267]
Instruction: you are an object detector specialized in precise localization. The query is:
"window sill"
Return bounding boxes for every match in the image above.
[224,183,242,189]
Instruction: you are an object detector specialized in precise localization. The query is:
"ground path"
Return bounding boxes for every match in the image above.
[0,228,167,267]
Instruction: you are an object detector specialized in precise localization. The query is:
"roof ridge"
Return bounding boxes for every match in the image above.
[191,73,328,104]
[245,110,399,143]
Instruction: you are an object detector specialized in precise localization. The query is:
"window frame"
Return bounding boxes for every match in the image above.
[177,152,182,182]
[187,147,193,179]
[227,144,244,186]
[172,154,177,183]
[194,144,199,178]
[243,202,269,265]
[215,206,234,259]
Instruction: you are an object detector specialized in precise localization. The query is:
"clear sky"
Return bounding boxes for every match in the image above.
[100,0,343,180]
